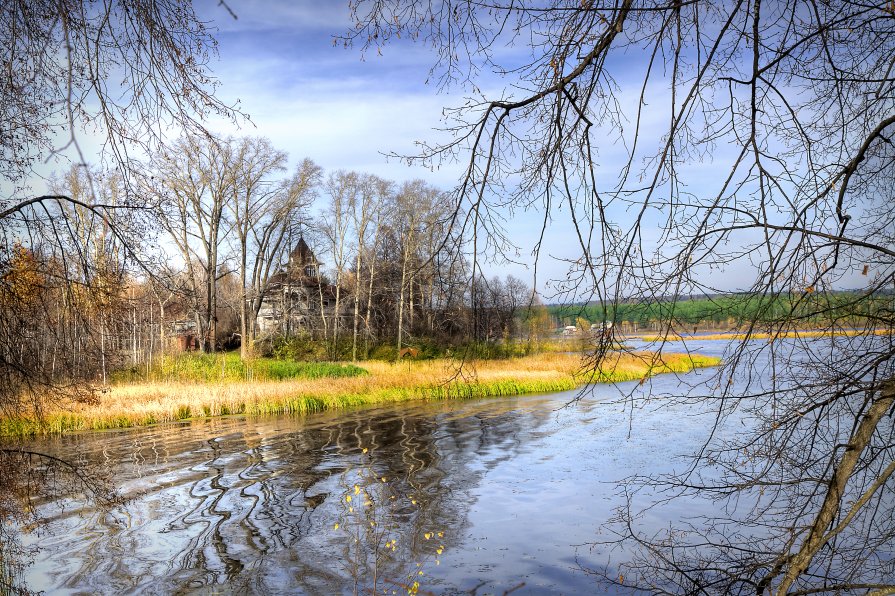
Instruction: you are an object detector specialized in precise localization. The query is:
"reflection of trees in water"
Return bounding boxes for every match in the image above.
[299,405,545,593]
[18,399,553,593]
[588,338,895,593]
[0,447,117,596]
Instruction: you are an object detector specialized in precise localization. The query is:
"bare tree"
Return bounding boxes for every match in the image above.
[51,167,132,384]
[320,171,359,357]
[1,2,238,589]
[226,136,288,357]
[1,0,240,394]
[350,174,389,361]
[361,178,395,357]
[345,1,895,593]
[152,134,236,352]
[390,180,448,353]
[393,181,421,353]
[224,138,320,358]
[245,159,321,355]
[147,262,183,356]
[1,0,239,197]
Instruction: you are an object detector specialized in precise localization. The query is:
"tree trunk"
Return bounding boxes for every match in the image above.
[333,276,341,358]
[239,243,250,360]
[397,249,409,354]
[208,241,218,353]
[773,382,895,594]
[352,251,362,362]
[316,270,328,343]
[365,256,377,358]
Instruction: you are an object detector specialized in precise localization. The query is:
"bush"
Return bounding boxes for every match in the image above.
[365,339,532,362]
[270,334,327,362]
[368,344,398,361]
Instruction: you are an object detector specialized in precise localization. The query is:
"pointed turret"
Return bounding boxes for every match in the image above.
[288,236,320,278]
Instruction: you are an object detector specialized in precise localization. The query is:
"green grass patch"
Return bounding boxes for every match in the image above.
[111,352,368,384]
[581,354,720,383]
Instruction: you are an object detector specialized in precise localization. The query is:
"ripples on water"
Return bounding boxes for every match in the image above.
[22,344,743,595]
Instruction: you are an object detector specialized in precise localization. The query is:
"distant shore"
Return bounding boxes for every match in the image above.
[619,327,892,342]
[1,351,720,438]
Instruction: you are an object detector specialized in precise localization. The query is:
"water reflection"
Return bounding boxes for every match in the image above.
[24,395,587,594]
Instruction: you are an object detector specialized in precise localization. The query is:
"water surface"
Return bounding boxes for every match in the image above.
[22,345,741,594]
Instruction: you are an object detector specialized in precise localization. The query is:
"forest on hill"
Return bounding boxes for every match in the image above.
[547,291,892,332]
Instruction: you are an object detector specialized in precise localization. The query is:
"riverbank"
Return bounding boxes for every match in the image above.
[630,327,892,342]
[0,351,719,438]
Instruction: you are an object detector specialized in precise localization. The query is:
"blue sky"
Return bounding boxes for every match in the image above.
[197,1,466,187]
[12,1,874,296]
[5,1,791,294]
[196,1,575,287]
[198,3,750,298]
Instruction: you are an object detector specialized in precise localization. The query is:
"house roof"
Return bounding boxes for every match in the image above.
[265,271,338,298]
[264,236,324,288]
[289,236,319,267]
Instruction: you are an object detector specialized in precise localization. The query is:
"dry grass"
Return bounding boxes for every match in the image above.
[1,351,720,437]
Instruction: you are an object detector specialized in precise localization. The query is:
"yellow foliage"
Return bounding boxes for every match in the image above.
[0,245,46,306]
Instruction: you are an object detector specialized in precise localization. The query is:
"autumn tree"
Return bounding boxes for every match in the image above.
[2,0,239,391]
[225,138,320,358]
[345,1,895,593]
[520,293,553,351]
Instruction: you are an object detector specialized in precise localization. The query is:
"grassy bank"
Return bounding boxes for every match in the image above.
[1,351,720,438]
[111,352,368,383]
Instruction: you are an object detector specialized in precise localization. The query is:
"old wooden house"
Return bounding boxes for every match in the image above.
[255,237,350,336]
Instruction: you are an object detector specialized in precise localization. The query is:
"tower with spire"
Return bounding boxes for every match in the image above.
[255,236,348,337]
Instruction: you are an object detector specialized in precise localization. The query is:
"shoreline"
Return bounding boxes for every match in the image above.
[0,351,720,439]
[622,328,892,342]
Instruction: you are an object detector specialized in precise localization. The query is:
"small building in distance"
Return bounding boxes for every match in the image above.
[255,237,350,337]
[172,319,200,351]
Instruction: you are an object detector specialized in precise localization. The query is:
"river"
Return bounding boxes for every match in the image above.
[20,340,751,594]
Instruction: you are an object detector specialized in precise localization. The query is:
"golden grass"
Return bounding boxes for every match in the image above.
[1,351,720,437]
[635,328,892,342]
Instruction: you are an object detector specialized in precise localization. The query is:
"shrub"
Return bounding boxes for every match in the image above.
[270,334,327,362]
